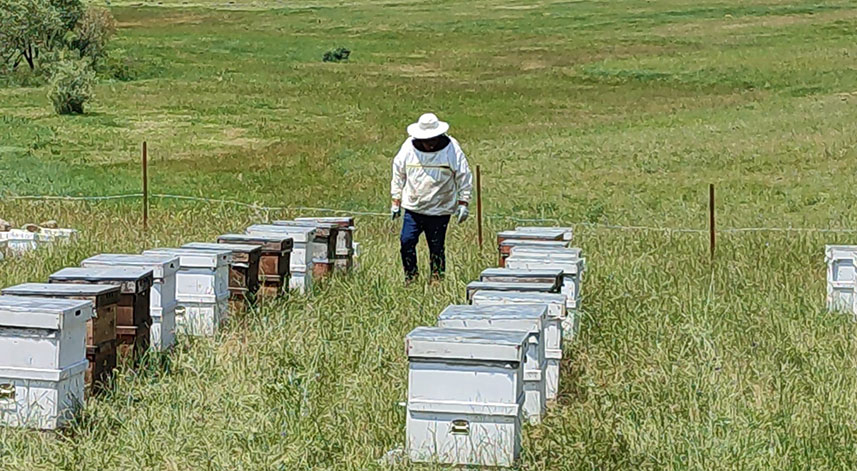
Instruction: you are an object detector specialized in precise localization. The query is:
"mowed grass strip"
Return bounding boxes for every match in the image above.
[3,0,857,469]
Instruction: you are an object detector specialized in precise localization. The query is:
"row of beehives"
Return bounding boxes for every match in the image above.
[0,217,357,430]
[404,226,584,467]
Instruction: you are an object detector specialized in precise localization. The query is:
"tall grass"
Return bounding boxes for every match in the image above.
[3,0,857,468]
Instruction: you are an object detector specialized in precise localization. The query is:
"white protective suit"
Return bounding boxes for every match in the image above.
[390,137,473,216]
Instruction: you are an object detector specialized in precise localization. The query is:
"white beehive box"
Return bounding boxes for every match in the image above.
[405,327,527,468]
[825,245,857,314]
[81,254,179,351]
[175,298,228,337]
[0,296,92,429]
[479,268,564,286]
[436,304,547,424]
[470,291,568,401]
[142,248,231,303]
[246,225,315,293]
[506,255,585,311]
[143,248,232,337]
[0,230,45,255]
[515,226,573,241]
[509,246,582,259]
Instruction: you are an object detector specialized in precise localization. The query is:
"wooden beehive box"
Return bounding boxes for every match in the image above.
[182,242,262,301]
[479,267,563,286]
[49,266,153,358]
[465,281,559,303]
[1,283,120,394]
[217,234,292,297]
[436,304,548,424]
[80,254,180,352]
[469,291,568,401]
[497,239,569,267]
[295,216,355,259]
[0,296,92,429]
[405,327,528,467]
[245,225,316,293]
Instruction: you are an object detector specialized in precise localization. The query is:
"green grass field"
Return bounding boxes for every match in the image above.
[3,0,857,469]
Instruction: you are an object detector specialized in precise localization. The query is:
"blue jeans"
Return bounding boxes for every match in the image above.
[400,209,450,280]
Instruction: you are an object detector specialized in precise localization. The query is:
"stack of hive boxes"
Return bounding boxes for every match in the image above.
[0,228,78,256]
[143,248,232,337]
[0,296,93,429]
[295,217,356,272]
[183,242,262,311]
[404,225,585,467]
[826,245,857,315]
[272,220,337,278]
[49,267,154,358]
[246,224,316,293]
[218,234,293,297]
[0,283,120,395]
[80,254,179,352]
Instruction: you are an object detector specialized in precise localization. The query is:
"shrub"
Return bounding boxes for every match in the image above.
[47,56,94,114]
[322,47,350,62]
[72,6,116,64]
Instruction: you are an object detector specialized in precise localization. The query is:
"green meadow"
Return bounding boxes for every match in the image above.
[3,0,857,469]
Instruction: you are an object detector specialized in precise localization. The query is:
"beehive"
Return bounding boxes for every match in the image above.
[182,242,262,306]
[470,291,569,401]
[825,245,857,314]
[496,229,566,267]
[294,217,355,272]
[245,225,316,293]
[405,327,528,467]
[1,283,120,394]
[143,248,232,337]
[273,220,337,277]
[49,266,153,358]
[0,296,92,429]
[465,281,559,304]
[217,234,292,297]
[436,304,547,423]
[81,254,179,352]
[506,255,585,312]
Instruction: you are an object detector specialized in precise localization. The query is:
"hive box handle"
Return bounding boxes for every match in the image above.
[450,419,470,435]
[0,383,15,400]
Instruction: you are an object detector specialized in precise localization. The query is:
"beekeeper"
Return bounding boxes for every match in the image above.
[391,113,473,283]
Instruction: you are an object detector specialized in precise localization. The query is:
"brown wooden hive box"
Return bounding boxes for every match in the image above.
[217,234,292,296]
[49,267,154,357]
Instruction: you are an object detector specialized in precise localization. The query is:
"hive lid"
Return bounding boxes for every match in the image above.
[49,266,154,283]
[515,226,573,240]
[497,229,565,241]
[2,282,120,298]
[81,254,179,279]
[471,290,567,306]
[406,327,528,362]
[274,220,338,230]
[480,267,564,279]
[506,256,584,275]
[499,240,569,248]
[143,248,232,269]
[438,304,547,332]
[295,216,354,227]
[217,234,293,252]
[466,281,557,292]
[0,296,93,329]
[508,245,582,257]
[183,242,262,256]
[246,224,316,243]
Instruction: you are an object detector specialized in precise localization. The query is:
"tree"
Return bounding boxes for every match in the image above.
[0,0,82,71]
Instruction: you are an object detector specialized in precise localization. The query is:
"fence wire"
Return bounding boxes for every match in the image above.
[6,193,857,234]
